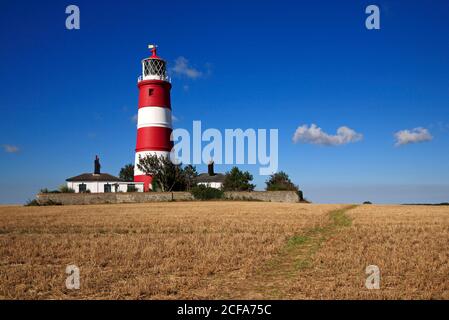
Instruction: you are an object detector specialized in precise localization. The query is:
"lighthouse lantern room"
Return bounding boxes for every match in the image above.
[134,45,173,191]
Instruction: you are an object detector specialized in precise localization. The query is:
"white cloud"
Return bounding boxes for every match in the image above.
[2,144,19,153]
[292,124,363,146]
[172,115,179,122]
[394,127,433,146]
[171,56,202,79]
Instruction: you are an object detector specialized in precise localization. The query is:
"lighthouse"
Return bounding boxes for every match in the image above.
[134,45,173,191]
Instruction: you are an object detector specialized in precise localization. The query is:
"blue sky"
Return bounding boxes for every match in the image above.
[1,0,448,204]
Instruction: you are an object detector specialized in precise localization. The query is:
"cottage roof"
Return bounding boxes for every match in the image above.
[195,173,226,183]
[66,173,125,182]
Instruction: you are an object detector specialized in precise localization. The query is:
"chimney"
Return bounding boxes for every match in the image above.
[94,155,101,174]
[208,160,215,176]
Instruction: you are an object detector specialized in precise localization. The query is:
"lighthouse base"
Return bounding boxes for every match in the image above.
[134,175,153,192]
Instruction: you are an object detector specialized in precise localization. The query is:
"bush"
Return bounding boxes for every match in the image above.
[39,188,60,194]
[191,185,224,200]
[24,199,41,206]
[59,185,75,193]
[24,199,62,206]
[363,201,372,205]
[301,197,311,204]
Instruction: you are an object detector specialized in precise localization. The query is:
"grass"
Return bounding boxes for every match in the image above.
[286,205,357,270]
[227,205,358,298]
[0,202,448,299]
[330,205,356,227]
[287,235,309,246]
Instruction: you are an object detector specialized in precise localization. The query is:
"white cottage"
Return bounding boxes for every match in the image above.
[66,156,144,193]
[195,161,225,189]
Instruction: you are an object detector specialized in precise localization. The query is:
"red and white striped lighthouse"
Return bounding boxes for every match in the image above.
[134,45,173,191]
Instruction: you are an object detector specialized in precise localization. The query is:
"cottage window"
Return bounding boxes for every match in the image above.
[78,183,87,193]
[104,184,112,193]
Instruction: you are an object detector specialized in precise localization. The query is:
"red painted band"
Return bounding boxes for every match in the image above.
[135,147,173,152]
[138,81,171,109]
[135,126,173,152]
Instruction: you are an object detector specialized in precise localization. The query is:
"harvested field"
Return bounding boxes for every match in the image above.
[296,204,449,299]
[0,202,447,299]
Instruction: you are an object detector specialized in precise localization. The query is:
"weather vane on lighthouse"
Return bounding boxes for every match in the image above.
[148,44,159,58]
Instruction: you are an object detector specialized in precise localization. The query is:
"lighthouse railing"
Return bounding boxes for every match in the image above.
[138,75,171,83]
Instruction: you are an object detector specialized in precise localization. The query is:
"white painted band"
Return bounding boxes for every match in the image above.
[137,107,172,129]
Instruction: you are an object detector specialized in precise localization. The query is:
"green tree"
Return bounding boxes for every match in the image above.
[265,171,304,201]
[265,171,298,191]
[137,154,186,192]
[119,163,134,182]
[183,164,198,191]
[222,167,255,191]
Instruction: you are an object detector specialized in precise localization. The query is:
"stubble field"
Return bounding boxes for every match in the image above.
[0,202,448,299]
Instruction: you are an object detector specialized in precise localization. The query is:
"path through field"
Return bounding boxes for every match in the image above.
[227,205,357,299]
[217,204,449,299]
